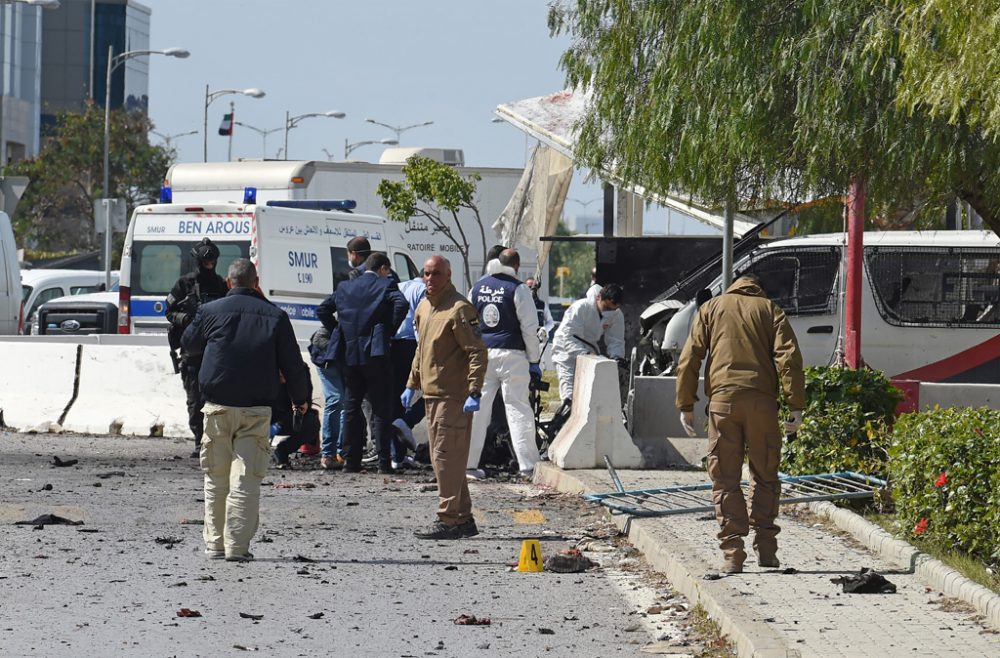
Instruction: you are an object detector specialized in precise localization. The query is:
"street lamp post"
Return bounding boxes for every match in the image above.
[0,0,60,170]
[283,110,345,160]
[364,117,433,144]
[234,121,282,159]
[567,197,602,233]
[150,128,198,149]
[203,86,264,162]
[344,137,398,160]
[103,45,189,289]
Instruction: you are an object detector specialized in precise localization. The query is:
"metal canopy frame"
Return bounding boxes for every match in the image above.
[586,458,886,517]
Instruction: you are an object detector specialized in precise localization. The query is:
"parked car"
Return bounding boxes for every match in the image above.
[34,283,119,336]
[21,269,117,335]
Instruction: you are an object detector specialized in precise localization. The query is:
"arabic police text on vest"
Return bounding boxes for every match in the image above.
[473,274,525,350]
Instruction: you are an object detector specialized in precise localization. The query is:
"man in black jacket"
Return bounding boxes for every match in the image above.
[182,258,311,562]
[317,252,407,474]
[166,238,229,457]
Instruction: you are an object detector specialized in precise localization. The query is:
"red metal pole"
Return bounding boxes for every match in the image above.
[844,176,864,369]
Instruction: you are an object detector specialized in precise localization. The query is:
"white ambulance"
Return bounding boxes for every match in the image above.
[117,196,421,341]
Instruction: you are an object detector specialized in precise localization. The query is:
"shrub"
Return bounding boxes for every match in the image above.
[890,407,1000,564]
[780,366,900,477]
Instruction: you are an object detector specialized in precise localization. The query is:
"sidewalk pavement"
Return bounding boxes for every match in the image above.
[536,462,1000,658]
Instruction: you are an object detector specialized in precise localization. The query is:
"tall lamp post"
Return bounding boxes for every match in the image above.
[0,0,60,170]
[344,137,397,160]
[283,110,345,160]
[234,121,282,159]
[150,128,198,149]
[567,197,602,234]
[364,117,432,144]
[103,46,188,289]
[203,86,264,161]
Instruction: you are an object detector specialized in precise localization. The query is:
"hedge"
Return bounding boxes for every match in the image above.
[890,407,1000,563]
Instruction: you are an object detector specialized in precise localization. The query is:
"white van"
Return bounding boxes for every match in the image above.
[118,198,421,340]
[650,231,1000,383]
[20,269,116,334]
[0,212,18,334]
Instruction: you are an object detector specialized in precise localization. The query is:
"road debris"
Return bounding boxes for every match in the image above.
[96,471,126,479]
[239,612,264,621]
[154,536,183,548]
[544,548,595,573]
[176,608,202,618]
[538,627,555,635]
[15,514,83,526]
[454,614,491,625]
[51,456,78,467]
[307,612,324,619]
[831,568,897,594]
[179,518,204,525]
[293,555,315,563]
[273,482,316,490]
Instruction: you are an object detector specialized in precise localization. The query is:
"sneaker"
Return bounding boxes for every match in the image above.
[377,463,396,475]
[455,518,479,538]
[518,468,534,481]
[274,461,292,470]
[204,548,225,560]
[392,418,417,451]
[361,450,379,465]
[466,468,486,481]
[392,456,420,470]
[225,552,254,562]
[413,521,467,540]
[189,448,200,459]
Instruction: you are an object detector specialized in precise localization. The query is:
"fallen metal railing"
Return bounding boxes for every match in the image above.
[586,456,886,517]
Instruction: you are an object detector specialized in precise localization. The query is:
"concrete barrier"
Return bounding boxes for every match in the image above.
[60,344,190,437]
[548,355,643,469]
[919,382,1000,410]
[0,341,79,432]
[630,376,708,466]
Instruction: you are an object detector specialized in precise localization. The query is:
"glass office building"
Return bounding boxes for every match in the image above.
[0,2,44,163]
[41,0,151,128]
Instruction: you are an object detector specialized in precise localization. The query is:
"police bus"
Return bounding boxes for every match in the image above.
[117,191,421,341]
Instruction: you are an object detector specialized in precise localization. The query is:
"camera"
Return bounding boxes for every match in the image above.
[529,377,550,392]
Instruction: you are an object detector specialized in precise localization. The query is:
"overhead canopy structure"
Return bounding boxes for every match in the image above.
[494,89,759,237]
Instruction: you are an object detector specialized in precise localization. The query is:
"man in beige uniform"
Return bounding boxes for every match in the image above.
[675,274,805,573]
[402,256,487,540]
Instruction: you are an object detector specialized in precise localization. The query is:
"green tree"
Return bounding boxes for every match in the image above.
[548,1,1000,235]
[8,103,172,251]
[377,156,486,290]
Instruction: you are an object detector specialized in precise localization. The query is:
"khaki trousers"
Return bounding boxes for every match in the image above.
[200,403,272,556]
[706,391,783,564]
[425,397,474,525]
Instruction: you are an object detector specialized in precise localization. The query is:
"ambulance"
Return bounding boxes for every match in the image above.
[117,194,421,341]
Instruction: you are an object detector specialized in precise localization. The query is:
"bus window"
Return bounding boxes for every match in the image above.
[330,246,351,290]
[741,247,839,316]
[394,253,420,280]
[136,244,183,295]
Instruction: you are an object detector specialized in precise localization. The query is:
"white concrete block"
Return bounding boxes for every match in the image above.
[0,342,78,431]
[548,354,643,469]
[919,382,1000,410]
[61,344,190,437]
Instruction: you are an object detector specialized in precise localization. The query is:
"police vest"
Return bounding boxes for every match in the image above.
[473,273,525,350]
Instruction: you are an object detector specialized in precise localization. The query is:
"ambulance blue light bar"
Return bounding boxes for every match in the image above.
[159,186,172,203]
[244,187,257,204]
[265,199,357,212]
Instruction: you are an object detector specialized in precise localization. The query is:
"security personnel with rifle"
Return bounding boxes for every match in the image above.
[166,238,229,457]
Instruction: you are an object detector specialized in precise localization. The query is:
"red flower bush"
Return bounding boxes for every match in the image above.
[933,472,947,488]
[913,518,929,534]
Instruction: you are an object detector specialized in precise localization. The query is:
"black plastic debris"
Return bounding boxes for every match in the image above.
[155,536,183,548]
[52,456,78,467]
[239,612,264,621]
[15,514,83,526]
[831,568,897,594]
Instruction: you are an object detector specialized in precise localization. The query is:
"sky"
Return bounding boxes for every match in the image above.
[141,0,711,235]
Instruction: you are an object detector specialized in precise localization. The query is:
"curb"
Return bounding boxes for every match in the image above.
[535,463,792,658]
[807,500,1000,632]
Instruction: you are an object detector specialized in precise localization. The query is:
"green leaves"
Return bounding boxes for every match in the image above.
[551,0,1000,233]
[890,407,1000,563]
[7,103,171,253]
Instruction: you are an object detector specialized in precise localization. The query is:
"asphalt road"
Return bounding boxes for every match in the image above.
[0,431,697,657]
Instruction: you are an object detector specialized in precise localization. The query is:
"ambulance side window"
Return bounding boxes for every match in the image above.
[137,244,183,295]
[741,248,839,316]
[394,253,420,280]
[330,247,351,290]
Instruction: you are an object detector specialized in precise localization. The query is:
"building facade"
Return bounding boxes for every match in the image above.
[41,0,151,127]
[0,2,44,165]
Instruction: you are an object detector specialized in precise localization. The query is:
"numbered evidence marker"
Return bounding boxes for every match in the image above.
[517,539,544,572]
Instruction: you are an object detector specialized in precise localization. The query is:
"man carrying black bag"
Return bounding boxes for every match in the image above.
[166,238,229,457]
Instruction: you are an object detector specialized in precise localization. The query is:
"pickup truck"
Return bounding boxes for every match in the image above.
[35,287,120,335]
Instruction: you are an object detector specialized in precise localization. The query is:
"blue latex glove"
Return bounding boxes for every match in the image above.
[463,395,481,413]
[529,363,543,379]
[401,388,416,410]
